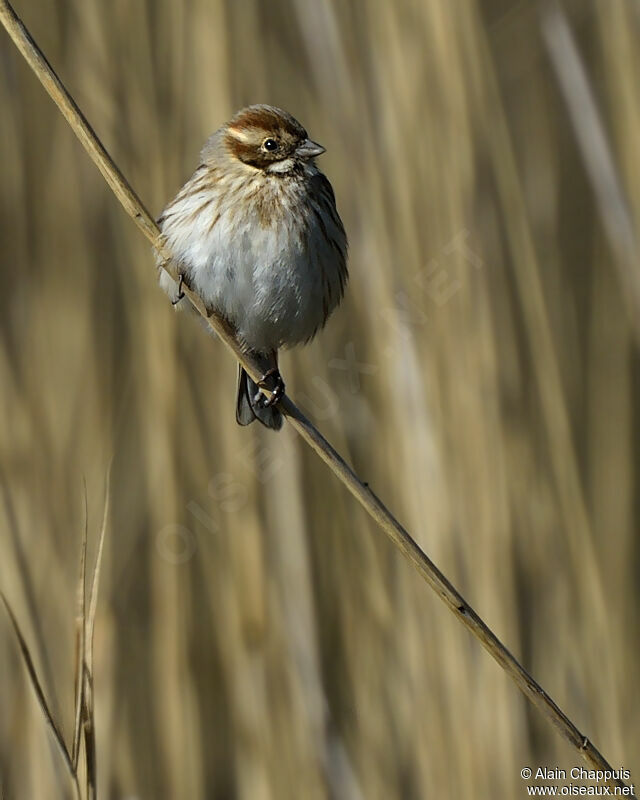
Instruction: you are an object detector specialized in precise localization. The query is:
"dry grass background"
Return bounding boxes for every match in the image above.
[0,0,639,797]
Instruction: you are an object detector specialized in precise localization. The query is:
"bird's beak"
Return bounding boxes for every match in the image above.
[296,139,326,159]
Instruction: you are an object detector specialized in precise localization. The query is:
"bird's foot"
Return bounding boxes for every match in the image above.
[172,273,186,305]
[254,368,285,407]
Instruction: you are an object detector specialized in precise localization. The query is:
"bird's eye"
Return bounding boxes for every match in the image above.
[263,138,279,152]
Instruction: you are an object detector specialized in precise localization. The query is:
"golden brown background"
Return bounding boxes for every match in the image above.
[1,0,639,797]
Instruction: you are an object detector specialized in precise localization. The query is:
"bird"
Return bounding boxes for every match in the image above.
[157,104,348,430]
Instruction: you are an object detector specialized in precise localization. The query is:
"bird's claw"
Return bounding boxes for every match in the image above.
[172,273,186,305]
[255,367,285,407]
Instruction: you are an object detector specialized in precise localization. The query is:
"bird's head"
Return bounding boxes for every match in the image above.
[215,105,325,174]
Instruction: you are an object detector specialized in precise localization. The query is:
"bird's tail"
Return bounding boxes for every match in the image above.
[236,366,283,431]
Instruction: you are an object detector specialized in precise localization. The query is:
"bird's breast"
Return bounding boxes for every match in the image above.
[162,172,345,352]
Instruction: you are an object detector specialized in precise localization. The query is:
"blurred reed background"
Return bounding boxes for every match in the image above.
[1,0,639,797]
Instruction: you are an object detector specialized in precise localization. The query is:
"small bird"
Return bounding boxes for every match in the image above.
[157,105,348,430]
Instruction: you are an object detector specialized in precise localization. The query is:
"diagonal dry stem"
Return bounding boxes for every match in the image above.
[0,0,632,792]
